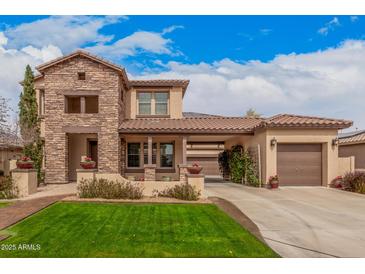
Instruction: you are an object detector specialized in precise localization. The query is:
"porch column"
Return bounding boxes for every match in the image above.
[179,136,188,182]
[182,136,187,165]
[144,136,156,181]
[148,136,153,165]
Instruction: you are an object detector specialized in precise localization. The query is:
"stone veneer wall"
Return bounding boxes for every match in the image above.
[43,56,125,184]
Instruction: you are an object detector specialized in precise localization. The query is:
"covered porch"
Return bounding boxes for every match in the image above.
[120,134,253,182]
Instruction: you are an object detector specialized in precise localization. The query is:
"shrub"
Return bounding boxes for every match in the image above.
[0,176,18,199]
[218,150,230,178]
[228,145,260,186]
[155,183,201,201]
[342,171,365,194]
[78,178,143,199]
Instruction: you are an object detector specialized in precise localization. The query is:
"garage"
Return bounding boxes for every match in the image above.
[277,144,322,186]
[187,156,221,176]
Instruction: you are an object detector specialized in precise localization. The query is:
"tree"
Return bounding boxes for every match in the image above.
[0,96,11,142]
[244,108,261,118]
[19,65,43,184]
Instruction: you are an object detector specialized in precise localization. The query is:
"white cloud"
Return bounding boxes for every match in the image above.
[162,25,184,34]
[21,45,62,62]
[86,25,183,58]
[0,32,63,117]
[0,32,8,46]
[133,39,365,129]
[350,16,359,23]
[4,16,127,53]
[259,29,272,35]
[318,17,340,36]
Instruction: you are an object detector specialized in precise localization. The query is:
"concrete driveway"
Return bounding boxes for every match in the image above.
[205,182,365,258]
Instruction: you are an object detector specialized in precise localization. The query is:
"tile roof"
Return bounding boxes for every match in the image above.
[339,130,365,145]
[183,112,222,118]
[257,114,352,129]
[119,117,262,134]
[129,79,190,94]
[119,114,352,134]
[0,132,23,149]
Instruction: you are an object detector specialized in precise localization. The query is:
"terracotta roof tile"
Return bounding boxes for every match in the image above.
[129,79,190,94]
[258,114,352,129]
[339,130,365,145]
[119,117,262,134]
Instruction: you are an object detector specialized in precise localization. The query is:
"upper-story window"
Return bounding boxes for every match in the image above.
[137,92,169,116]
[65,96,98,114]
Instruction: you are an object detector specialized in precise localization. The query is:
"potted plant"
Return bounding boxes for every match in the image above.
[16,156,34,169]
[187,163,203,174]
[80,157,96,169]
[268,175,279,189]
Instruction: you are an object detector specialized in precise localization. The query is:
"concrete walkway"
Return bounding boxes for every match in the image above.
[206,182,365,258]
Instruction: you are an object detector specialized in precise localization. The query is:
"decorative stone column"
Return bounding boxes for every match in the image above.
[12,169,38,197]
[178,164,189,182]
[144,164,156,181]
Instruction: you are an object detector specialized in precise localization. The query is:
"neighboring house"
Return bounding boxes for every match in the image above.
[339,130,365,171]
[0,133,22,176]
[28,50,352,186]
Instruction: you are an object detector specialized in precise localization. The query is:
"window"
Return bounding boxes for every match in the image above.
[143,143,157,165]
[160,143,174,167]
[127,143,140,167]
[138,92,152,115]
[155,92,168,115]
[137,92,169,116]
[65,96,81,113]
[39,89,45,115]
[78,72,86,80]
[85,96,98,113]
[65,96,99,114]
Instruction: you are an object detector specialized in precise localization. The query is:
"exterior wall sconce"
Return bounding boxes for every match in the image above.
[332,138,339,146]
[270,137,277,147]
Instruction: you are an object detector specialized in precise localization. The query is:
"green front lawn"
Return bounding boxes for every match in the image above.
[0,202,278,258]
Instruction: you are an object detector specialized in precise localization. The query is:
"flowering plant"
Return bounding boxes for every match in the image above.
[192,162,200,167]
[82,156,93,162]
[16,156,34,169]
[268,175,279,183]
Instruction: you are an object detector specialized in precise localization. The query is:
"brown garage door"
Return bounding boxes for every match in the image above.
[187,157,221,176]
[277,144,322,186]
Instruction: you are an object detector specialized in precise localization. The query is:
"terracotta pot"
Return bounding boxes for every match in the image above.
[187,166,203,174]
[80,161,96,169]
[270,181,279,189]
[16,161,34,169]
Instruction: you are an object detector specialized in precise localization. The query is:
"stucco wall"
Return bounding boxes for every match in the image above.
[68,133,97,181]
[339,143,365,170]
[0,148,22,175]
[126,87,183,119]
[250,128,339,186]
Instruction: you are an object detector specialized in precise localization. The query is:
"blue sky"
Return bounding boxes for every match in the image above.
[0,15,364,129]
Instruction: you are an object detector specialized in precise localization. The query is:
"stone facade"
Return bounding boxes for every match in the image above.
[144,164,156,181]
[42,55,126,184]
[178,164,188,182]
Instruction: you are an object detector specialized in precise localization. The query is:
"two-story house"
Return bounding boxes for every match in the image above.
[30,50,352,187]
